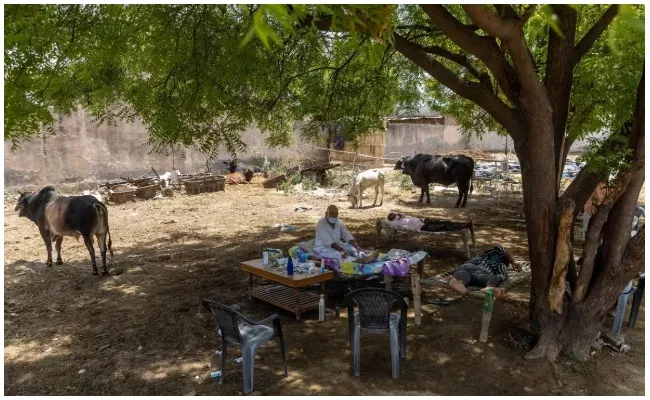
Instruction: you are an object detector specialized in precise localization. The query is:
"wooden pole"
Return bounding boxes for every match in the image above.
[412,274,422,325]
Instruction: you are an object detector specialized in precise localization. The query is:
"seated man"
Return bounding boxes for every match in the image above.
[385,212,449,232]
[447,245,521,298]
[314,205,378,264]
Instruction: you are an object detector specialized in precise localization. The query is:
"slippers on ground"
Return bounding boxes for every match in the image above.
[428,297,462,306]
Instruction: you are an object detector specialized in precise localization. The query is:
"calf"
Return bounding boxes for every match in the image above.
[15,186,113,275]
[225,169,254,184]
[348,169,385,209]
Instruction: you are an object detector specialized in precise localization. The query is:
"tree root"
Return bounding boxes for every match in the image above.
[550,361,566,388]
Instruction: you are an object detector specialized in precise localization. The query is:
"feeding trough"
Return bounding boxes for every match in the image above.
[136,184,159,200]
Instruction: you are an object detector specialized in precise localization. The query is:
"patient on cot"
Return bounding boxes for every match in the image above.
[385,213,450,232]
[446,245,521,298]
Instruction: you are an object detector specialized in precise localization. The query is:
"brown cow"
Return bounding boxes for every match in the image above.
[15,186,114,275]
[225,169,254,184]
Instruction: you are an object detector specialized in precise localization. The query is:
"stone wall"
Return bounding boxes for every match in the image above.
[4,108,326,188]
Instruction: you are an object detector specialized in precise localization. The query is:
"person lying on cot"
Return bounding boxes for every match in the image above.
[313,205,379,264]
[385,212,448,232]
[446,245,521,298]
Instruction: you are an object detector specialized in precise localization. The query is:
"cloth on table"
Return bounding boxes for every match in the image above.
[288,242,427,277]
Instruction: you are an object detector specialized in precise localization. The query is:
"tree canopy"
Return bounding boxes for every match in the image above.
[6,5,642,157]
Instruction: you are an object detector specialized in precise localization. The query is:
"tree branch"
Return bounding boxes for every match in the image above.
[493,4,519,20]
[544,5,577,190]
[462,4,519,40]
[418,45,493,91]
[420,4,519,104]
[572,5,618,66]
[267,65,339,112]
[393,33,521,136]
[521,5,538,24]
[463,4,541,99]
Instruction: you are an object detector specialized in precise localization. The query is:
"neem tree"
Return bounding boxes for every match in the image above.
[4,4,644,360]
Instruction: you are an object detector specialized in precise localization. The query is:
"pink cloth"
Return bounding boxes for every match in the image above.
[385,216,424,231]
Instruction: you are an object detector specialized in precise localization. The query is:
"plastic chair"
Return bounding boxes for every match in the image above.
[202,300,288,393]
[628,273,645,328]
[612,281,635,335]
[345,288,408,379]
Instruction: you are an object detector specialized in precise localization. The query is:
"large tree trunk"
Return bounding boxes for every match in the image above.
[525,70,645,361]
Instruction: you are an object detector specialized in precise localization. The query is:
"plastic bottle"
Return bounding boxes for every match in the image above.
[321,259,326,273]
[319,294,325,322]
[479,288,494,343]
[287,257,294,276]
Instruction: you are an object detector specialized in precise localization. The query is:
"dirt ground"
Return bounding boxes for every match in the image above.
[4,174,645,395]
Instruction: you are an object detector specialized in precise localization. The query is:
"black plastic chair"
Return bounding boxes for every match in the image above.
[202,300,288,393]
[345,288,408,378]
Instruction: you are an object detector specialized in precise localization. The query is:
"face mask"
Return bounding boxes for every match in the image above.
[327,217,338,225]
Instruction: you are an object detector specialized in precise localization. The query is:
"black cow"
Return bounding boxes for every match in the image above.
[223,160,262,174]
[15,186,113,275]
[395,154,475,207]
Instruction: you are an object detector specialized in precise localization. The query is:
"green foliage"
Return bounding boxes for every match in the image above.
[4,4,644,163]
[396,173,413,190]
[577,125,634,181]
[420,5,644,144]
[301,176,319,191]
[5,4,420,158]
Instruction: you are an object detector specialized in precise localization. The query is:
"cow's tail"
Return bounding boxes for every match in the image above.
[94,202,114,260]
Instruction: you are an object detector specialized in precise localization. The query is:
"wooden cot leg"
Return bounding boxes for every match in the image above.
[417,260,424,278]
[411,274,422,326]
[470,221,477,257]
[463,229,471,259]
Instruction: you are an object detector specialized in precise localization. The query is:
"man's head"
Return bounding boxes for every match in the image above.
[326,205,339,225]
[387,212,397,221]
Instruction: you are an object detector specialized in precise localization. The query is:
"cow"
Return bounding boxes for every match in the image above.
[15,186,114,275]
[395,154,475,207]
[225,169,254,184]
[347,169,385,209]
[223,160,262,174]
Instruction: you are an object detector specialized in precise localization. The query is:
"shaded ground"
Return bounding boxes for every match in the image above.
[4,180,645,395]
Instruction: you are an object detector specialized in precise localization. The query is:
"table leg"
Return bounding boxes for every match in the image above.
[295,289,302,320]
[248,273,253,300]
[385,274,393,291]
[463,229,471,259]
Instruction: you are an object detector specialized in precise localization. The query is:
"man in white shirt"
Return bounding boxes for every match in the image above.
[314,205,378,263]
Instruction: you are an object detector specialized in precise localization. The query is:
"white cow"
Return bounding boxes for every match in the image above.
[348,169,385,209]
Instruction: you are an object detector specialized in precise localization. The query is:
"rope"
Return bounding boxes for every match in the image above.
[306,144,402,162]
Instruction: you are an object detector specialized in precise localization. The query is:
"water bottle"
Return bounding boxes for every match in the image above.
[479,288,494,343]
[287,257,294,276]
[319,294,325,322]
[321,259,326,273]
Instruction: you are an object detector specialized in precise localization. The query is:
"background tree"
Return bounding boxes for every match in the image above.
[4,4,645,360]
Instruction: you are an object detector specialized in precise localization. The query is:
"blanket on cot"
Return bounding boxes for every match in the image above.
[289,243,427,277]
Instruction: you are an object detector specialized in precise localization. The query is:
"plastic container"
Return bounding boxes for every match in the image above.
[262,251,269,266]
[479,288,494,343]
[321,259,326,273]
[209,370,222,380]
